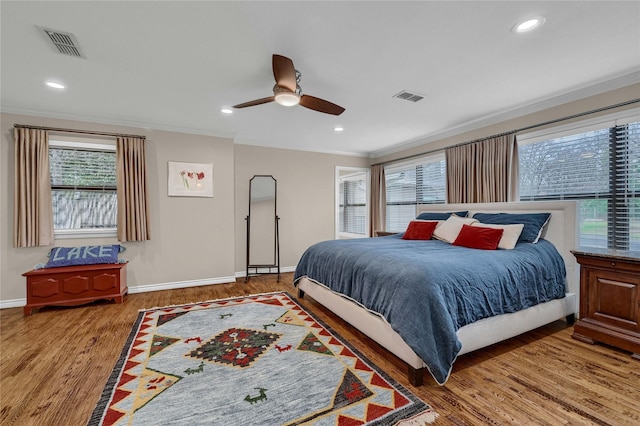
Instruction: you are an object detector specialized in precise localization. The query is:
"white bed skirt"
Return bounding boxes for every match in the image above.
[298,276,576,381]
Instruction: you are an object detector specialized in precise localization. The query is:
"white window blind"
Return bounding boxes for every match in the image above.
[612,121,639,250]
[338,171,368,237]
[385,153,446,232]
[519,129,610,199]
[519,118,639,250]
[49,140,117,233]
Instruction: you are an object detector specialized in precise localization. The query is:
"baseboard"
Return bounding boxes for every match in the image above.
[0,298,27,309]
[235,265,297,278]
[1,268,298,308]
[127,275,237,294]
[0,275,239,308]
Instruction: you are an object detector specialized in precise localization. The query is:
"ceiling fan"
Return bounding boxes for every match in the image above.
[233,54,345,116]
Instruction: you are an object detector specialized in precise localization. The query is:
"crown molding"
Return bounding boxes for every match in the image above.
[3,71,638,160]
[0,106,237,140]
[2,106,367,157]
[233,136,367,158]
[369,71,640,159]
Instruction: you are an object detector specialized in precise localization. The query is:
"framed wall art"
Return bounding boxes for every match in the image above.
[168,161,213,197]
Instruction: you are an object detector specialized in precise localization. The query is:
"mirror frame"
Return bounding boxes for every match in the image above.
[245,175,280,282]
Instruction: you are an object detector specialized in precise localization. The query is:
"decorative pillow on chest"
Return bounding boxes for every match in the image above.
[45,245,123,268]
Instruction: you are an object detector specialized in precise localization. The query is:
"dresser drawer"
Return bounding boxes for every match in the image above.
[571,250,640,358]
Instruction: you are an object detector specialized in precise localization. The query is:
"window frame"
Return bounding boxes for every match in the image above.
[517,108,640,250]
[384,152,447,233]
[49,137,118,239]
[335,166,370,239]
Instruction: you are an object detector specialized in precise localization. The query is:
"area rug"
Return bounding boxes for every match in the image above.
[88,291,438,425]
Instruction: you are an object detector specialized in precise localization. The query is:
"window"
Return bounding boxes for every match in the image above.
[336,168,369,238]
[519,112,639,250]
[385,153,446,232]
[49,138,117,238]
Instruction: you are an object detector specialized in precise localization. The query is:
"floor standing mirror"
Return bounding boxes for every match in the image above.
[245,175,280,282]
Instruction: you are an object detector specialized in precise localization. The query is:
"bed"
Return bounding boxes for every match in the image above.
[294,201,578,386]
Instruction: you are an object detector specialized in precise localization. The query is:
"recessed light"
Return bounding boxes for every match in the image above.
[45,81,65,89]
[334,126,344,132]
[221,108,233,114]
[513,16,545,33]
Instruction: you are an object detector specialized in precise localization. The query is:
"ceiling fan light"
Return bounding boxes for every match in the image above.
[275,92,300,106]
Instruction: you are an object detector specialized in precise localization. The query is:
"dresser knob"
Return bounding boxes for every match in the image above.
[611,262,616,266]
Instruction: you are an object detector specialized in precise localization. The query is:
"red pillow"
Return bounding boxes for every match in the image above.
[453,224,504,250]
[402,221,438,240]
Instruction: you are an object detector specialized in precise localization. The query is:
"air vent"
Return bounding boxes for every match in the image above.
[393,90,425,103]
[39,27,84,58]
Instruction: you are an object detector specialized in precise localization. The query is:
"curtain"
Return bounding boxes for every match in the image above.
[446,134,519,203]
[13,128,54,247]
[369,164,386,236]
[117,137,151,241]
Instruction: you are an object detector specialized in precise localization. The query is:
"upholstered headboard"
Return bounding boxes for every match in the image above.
[416,201,579,296]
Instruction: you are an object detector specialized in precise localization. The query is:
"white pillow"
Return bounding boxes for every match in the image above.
[433,215,478,243]
[472,223,524,250]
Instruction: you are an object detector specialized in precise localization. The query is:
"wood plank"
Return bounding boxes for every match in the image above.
[1,272,639,425]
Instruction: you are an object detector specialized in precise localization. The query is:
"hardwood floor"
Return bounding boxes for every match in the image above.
[1,272,638,425]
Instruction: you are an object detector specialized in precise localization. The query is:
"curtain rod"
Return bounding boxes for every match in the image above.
[371,98,640,167]
[13,124,146,140]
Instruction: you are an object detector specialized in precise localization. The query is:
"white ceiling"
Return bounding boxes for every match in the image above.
[2,1,639,157]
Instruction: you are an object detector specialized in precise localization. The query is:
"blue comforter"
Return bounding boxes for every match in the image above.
[293,235,566,385]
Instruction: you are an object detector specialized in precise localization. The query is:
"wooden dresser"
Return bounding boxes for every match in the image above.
[571,249,639,359]
[23,262,128,315]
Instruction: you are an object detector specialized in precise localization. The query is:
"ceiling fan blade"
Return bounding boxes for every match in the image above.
[299,95,345,116]
[272,54,297,92]
[233,96,275,109]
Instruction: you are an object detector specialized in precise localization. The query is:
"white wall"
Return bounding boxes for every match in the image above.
[233,144,369,273]
[1,113,238,302]
[0,113,368,305]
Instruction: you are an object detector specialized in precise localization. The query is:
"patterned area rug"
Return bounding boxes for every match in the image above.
[89,292,438,425]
